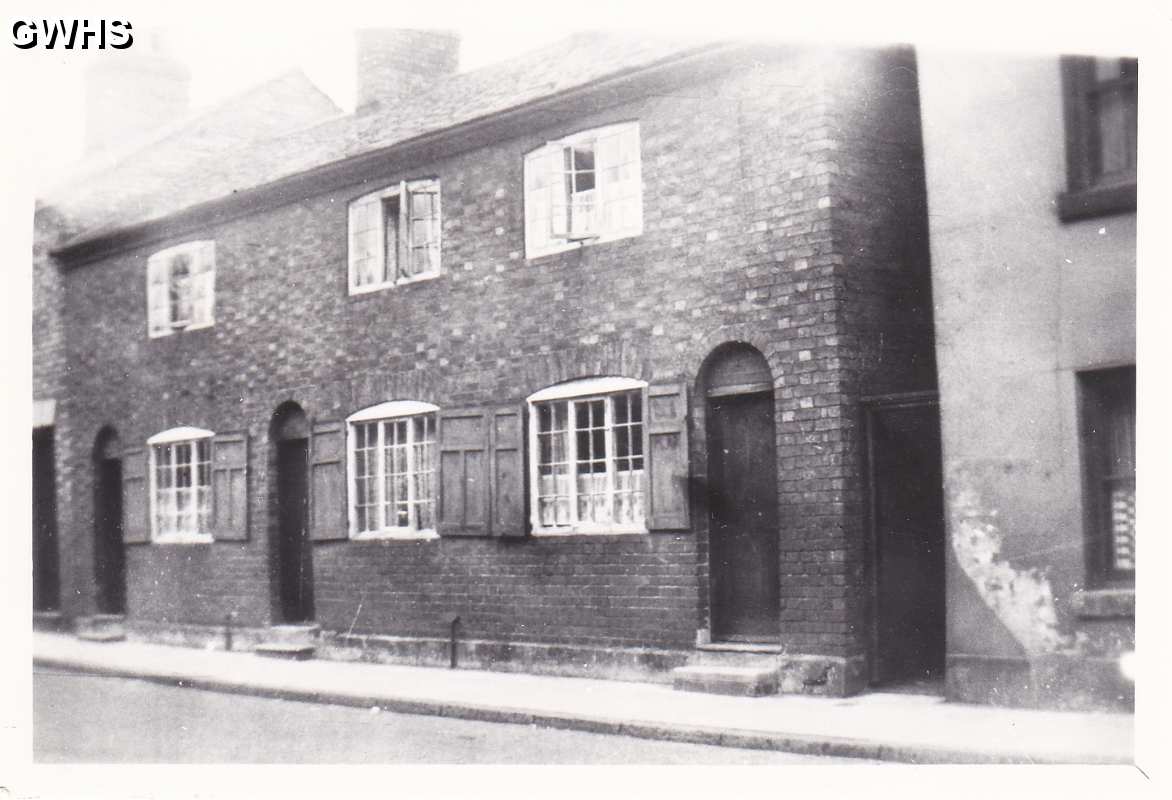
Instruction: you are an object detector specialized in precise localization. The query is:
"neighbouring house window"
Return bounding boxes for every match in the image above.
[347,401,438,538]
[1059,56,1138,220]
[348,179,441,293]
[1080,366,1136,585]
[524,122,642,258]
[527,377,647,534]
[147,241,215,338]
[148,427,214,543]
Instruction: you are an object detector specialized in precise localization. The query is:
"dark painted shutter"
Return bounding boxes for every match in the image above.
[438,408,490,537]
[309,420,348,541]
[490,405,526,538]
[647,381,691,531]
[122,447,151,544]
[211,432,248,541]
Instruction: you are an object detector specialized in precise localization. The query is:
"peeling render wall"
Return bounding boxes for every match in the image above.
[917,52,1135,710]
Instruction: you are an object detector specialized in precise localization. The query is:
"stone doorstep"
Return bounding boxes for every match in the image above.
[671,664,780,697]
[33,610,67,632]
[253,643,316,661]
[263,624,321,646]
[74,614,126,642]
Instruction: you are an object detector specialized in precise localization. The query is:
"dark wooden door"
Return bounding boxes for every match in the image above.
[708,392,780,641]
[94,456,126,614]
[32,428,60,612]
[278,438,314,622]
[868,402,945,687]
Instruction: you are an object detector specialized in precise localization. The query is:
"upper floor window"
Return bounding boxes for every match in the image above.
[1079,366,1135,586]
[348,179,441,294]
[148,427,213,543]
[1059,56,1138,221]
[147,241,215,338]
[524,122,643,259]
[527,377,648,535]
[347,401,438,539]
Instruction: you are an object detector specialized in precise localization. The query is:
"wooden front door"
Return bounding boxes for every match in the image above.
[94,456,126,614]
[277,438,314,622]
[708,391,780,641]
[32,428,60,612]
[867,400,945,687]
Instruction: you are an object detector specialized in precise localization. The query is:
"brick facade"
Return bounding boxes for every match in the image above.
[44,43,934,686]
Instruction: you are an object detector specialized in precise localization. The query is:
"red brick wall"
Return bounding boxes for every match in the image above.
[52,45,934,655]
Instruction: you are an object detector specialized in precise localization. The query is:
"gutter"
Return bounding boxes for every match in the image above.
[51,41,775,268]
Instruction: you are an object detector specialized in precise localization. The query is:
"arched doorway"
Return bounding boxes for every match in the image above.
[702,343,780,642]
[271,403,314,623]
[93,427,125,615]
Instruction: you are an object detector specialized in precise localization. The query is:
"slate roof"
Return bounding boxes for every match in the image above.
[45,32,717,249]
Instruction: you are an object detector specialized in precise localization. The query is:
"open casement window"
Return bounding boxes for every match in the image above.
[527,377,688,536]
[524,122,643,259]
[1059,56,1138,220]
[346,401,439,539]
[348,179,442,293]
[1080,366,1136,586]
[147,241,215,338]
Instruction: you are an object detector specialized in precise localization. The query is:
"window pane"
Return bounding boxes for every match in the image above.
[536,400,572,528]
[382,197,399,283]
[1096,86,1137,176]
[1110,482,1135,571]
[170,254,192,324]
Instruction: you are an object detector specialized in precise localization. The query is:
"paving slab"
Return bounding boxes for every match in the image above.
[31,632,1133,764]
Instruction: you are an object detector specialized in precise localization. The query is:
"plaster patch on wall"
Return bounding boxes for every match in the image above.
[950,485,1072,655]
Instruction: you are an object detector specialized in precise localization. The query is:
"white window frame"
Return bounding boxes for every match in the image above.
[147,426,214,544]
[526,377,649,536]
[147,241,216,338]
[524,122,643,259]
[348,178,442,295]
[346,401,440,540]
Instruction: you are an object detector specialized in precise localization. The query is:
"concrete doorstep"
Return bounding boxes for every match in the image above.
[31,632,1134,765]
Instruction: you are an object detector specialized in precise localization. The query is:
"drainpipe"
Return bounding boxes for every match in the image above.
[446,614,461,669]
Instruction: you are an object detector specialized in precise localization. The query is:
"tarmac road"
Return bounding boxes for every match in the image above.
[33,668,878,765]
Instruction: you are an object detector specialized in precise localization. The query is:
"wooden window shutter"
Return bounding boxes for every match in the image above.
[309,420,348,541]
[210,432,248,541]
[146,254,171,338]
[438,408,490,537]
[646,380,691,531]
[490,405,526,538]
[121,447,151,543]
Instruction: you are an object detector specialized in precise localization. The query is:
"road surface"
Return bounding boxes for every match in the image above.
[34,669,877,764]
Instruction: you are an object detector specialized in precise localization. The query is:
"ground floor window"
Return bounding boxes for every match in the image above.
[528,377,647,534]
[348,401,438,538]
[148,427,213,543]
[1079,365,1136,584]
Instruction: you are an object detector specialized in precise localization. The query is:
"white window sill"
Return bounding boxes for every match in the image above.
[148,321,215,340]
[153,533,214,545]
[349,272,440,296]
[526,229,641,261]
[531,525,648,538]
[351,528,439,542]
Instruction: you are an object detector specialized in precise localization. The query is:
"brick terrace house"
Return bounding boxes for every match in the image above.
[33,30,944,698]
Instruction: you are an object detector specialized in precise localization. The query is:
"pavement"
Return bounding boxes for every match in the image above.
[32,631,1134,765]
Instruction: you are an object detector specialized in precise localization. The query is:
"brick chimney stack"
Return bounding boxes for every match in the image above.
[355,29,460,115]
[84,33,191,154]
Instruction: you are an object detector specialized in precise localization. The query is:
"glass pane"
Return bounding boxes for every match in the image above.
[1096,87,1135,176]
[1109,482,1135,570]
[382,197,399,283]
